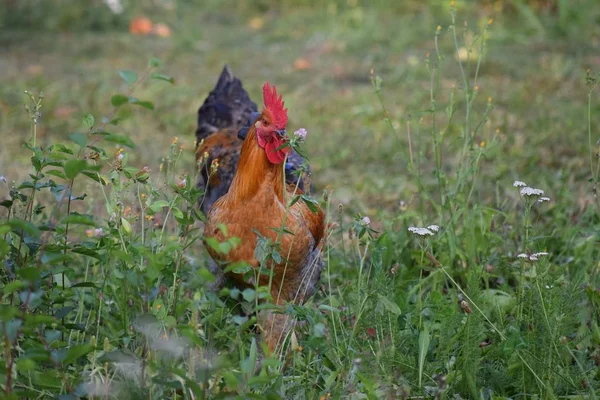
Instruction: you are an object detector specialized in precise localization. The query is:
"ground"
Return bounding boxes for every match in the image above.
[0,1,599,398]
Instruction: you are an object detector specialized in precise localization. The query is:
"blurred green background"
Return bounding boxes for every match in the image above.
[1,0,599,217]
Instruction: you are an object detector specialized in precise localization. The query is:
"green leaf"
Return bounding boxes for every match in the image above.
[121,217,132,235]
[82,171,105,185]
[16,358,36,372]
[82,113,95,129]
[61,213,95,226]
[3,281,26,296]
[241,288,255,302]
[0,319,22,342]
[6,219,41,238]
[45,170,67,180]
[111,94,129,107]
[377,294,401,316]
[70,282,98,289]
[69,132,88,149]
[418,327,430,388]
[313,322,326,338]
[149,200,170,213]
[103,133,136,148]
[301,195,320,213]
[63,344,92,364]
[150,73,175,84]
[129,98,154,110]
[64,159,88,180]
[34,370,62,388]
[17,267,41,282]
[119,70,138,86]
[148,57,163,68]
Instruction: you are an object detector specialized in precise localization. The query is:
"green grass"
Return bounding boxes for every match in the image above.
[1,1,600,398]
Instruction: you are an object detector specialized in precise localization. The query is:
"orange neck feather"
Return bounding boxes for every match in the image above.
[228,125,285,203]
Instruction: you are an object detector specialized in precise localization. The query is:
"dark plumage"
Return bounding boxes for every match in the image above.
[195,65,310,215]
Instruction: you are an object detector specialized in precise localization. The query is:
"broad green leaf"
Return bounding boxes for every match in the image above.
[63,344,92,364]
[242,288,255,302]
[111,94,129,107]
[301,194,320,213]
[103,133,136,148]
[129,98,154,110]
[150,73,175,84]
[121,217,132,235]
[0,319,22,342]
[61,213,95,226]
[70,282,98,289]
[45,169,67,180]
[119,69,138,86]
[82,113,95,129]
[377,294,401,315]
[69,132,88,149]
[17,267,40,282]
[148,57,163,68]
[148,200,170,213]
[313,322,326,338]
[64,159,87,180]
[6,219,41,237]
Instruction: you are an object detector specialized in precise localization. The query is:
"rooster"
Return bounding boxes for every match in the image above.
[195,65,309,216]
[204,82,325,352]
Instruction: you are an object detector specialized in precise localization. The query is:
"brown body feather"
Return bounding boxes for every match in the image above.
[205,122,325,351]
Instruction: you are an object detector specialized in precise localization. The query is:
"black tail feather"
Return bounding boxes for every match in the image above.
[195,65,258,142]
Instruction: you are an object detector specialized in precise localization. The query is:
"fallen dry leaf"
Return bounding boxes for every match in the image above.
[130,17,153,35]
[294,58,312,70]
[248,17,264,30]
[54,106,77,120]
[26,65,44,76]
[153,23,171,38]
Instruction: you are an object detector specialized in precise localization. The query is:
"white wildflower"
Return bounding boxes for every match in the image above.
[520,187,544,197]
[513,180,527,187]
[293,128,307,141]
[427,225,440,232]
[538,197,551,203]
[117,153,124,160]
[361,216,371,225]
[408,227,434,236]
[0,175,6,185]
[517,252,549,262]
[104,0,123,14]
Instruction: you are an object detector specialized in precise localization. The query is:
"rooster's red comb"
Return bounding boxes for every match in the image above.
[263,82,288,129]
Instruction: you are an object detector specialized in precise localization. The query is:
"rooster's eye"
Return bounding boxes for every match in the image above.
[262,119,269,126]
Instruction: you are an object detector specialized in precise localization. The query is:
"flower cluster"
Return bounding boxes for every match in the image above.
[517,251,549,262]
[293,128,307,142]
[514,180,551,203]
[408,225,440,237]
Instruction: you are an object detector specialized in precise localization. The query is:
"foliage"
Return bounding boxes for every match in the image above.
[1,2,600,399]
